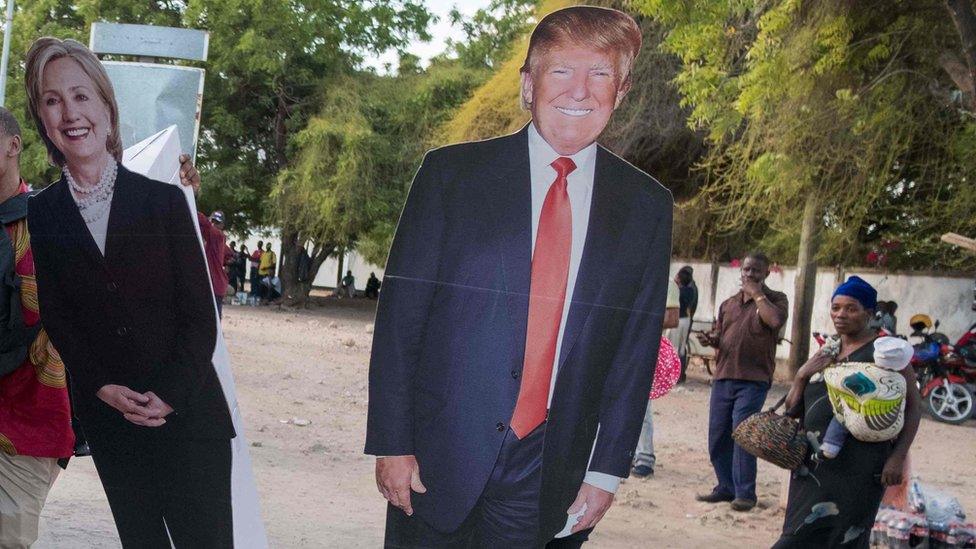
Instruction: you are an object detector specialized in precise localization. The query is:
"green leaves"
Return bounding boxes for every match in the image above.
[635,0,976,270]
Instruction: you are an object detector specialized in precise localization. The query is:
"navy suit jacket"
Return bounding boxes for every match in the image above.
[365,125,673,541]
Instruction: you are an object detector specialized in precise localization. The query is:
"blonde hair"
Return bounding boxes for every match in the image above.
[25,37,122,167]
[519,6,642,109]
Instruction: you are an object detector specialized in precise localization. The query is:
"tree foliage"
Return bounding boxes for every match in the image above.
[636,0,976,270]
[183,0,433,232]
[447,0,540,70]
[272,2,535,300]
[3,0,432,237]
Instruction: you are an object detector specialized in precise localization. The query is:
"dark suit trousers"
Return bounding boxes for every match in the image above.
[87,428,233,548]
[387,424,570,548]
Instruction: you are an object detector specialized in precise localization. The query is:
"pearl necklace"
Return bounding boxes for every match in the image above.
[65,157,118,224]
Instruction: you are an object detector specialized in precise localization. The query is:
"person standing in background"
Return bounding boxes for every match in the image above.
[883,301,898,335]
[197,210,231,318]
[227,240,237,292]
[232,243,248,295]
[631,278,680,478]
[249,241,264,298]
[695,253,788,512]
[675,266,697,383]
[0,106,75,549]
[365,272,381,299]
[340,270,356,298]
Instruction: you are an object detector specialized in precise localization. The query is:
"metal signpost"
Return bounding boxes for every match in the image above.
[0,0,14,107]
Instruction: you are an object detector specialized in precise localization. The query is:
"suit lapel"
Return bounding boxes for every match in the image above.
[488,127,533,367]
[557,146,631,371]
[104,168,140,268]
[52,176,110,274]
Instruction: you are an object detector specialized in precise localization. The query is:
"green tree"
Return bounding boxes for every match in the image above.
[2,0,432,233]
[183,0,433,232]
[274,1,542,303]
[636,0,976,371]
[273,60,485,303]
[447,0,539,70]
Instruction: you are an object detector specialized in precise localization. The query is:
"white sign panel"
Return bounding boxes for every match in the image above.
[104,62,205,161]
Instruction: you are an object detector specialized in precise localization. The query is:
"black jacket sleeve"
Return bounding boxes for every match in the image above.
[29,197,113,398]
[147,186,218,412]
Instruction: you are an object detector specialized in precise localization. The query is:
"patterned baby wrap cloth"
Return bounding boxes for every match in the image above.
[823,362,906,442]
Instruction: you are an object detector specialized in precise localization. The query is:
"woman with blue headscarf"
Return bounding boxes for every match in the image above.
[772,276,921,548]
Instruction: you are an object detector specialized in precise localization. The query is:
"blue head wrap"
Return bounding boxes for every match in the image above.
[832,276,877,310]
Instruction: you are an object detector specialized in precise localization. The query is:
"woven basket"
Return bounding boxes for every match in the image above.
[733,395,808,470]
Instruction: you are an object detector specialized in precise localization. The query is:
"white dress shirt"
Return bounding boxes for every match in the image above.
[527,123,620,494]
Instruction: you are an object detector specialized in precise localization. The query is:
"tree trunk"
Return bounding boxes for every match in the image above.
[296,243,335,306]
[279,226,303,301]
[336,247,345,292]
[945,0,976,111]
[788,194,823,377]
[281,235,335,307]
[273,88,290,170]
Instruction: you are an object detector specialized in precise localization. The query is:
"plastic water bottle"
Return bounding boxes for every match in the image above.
[910,479,927,514]
[947,523,964,548]
[931,522,949,549]
[958,525,976,549]
[910,514,930,549]
[874,507,890,546]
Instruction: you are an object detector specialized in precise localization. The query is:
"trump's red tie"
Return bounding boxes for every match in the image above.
[510,156,576,439]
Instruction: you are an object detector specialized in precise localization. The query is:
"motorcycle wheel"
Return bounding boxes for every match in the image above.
[927,381,974,424]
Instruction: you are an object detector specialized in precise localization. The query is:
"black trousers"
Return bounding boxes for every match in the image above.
[248,268,260,296]
[87,429,233,548]
[384,425,593,548]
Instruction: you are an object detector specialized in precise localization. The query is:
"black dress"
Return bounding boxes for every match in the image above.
[773,339,892,548]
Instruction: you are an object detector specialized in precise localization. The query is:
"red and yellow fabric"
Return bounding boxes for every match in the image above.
[0,183,74,458]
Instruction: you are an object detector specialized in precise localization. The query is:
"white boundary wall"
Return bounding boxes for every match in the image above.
[670,260,975,361]
[227,230,973,358]
[228,231,384,293]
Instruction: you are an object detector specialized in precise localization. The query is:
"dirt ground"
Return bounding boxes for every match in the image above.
[35,299,976,548]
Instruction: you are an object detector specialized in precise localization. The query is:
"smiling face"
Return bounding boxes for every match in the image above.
[38,57,113,169]
[521,43,629,155]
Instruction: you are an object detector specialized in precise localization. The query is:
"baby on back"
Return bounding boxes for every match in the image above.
[820,336,913,458]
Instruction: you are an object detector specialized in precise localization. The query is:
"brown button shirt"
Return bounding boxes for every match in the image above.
[713,287,789,383]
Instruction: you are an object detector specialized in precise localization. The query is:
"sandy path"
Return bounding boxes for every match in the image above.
[35,301,976,548]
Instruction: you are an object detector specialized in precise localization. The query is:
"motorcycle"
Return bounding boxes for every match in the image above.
[911,318,975,425]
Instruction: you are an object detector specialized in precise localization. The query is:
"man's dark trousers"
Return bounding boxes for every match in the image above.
[707,379,769,502]
[386,424,568,548]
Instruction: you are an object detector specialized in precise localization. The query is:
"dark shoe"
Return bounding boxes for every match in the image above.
[730,498,757,512]
[632,464,654,478]
[695,491,734,503]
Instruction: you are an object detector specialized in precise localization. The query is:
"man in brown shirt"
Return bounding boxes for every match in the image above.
[695,252,788,511]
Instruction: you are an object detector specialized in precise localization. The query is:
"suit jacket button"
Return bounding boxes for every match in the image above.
[107,282,118,292]
[496,422,505,432]
[116,327,128,336]
[511,370,520,379]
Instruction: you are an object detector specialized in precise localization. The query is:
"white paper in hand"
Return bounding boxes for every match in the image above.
[555,503,587,538]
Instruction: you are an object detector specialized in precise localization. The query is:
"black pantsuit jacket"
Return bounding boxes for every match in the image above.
[28,165,234,440]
